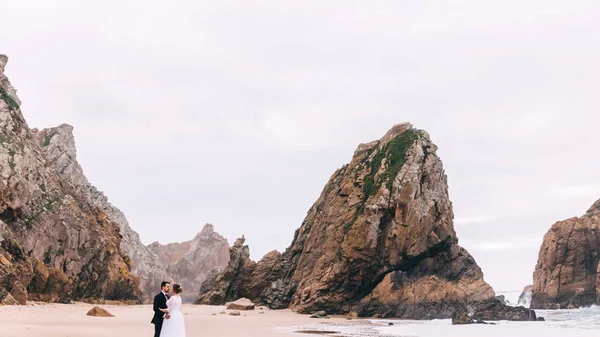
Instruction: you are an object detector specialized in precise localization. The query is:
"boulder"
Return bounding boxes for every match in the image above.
[10,281,28,305]
[310,310,329,319]
[1,293,19,305]
[226,298,255,310]
[229,311,241,316]
[471,299,537,321]
[452,308,474,325]
[314,311,327,317]
[86,306,115,317]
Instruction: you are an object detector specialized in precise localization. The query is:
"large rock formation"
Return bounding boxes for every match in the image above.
[0,55,139,303]
[148,224,229,302]
[0,55,230,304]
[197,123,537,320]
[33,118,230,303]
[197,237,257,305]
[531,199,600,309]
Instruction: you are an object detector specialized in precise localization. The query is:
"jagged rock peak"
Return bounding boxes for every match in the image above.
[147,224,230,302]
[587,199,600,214]
[201,223,215,233]
[194,223,223,240]
[0,54,8,73]
[234,236,246,247]
[0,56,21,107]
[35,124,76,155]
[197,123,536,321]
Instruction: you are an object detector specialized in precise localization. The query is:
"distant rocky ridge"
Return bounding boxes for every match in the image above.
[0,55,229,304]
[148,224,229,302]
[197,123,538,321]
[531,199,600,309]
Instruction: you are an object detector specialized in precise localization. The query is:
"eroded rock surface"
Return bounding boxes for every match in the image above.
[531,199,600,309]
[0,55,228,304]
[0,55,139,303]
[197,123,536,320]
[148,224,229,302]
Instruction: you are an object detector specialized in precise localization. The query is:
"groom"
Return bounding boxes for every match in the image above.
[151,281,171,337]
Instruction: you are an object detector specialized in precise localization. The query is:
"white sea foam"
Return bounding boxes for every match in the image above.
[375,307,600,337]
[288,306,600,337]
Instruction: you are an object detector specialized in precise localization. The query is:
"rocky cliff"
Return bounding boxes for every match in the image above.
[0,55,139,303]
[531,199,600,309]
[32,119,230,303]
[0,55,230,304]
[197,123,537,320]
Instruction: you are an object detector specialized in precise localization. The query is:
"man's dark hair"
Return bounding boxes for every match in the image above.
[161,281,170,289]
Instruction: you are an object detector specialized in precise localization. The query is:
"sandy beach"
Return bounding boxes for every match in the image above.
[1,303,342,337]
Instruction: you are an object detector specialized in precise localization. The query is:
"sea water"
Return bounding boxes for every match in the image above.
[289,306,600,337]
[376,306,600,337]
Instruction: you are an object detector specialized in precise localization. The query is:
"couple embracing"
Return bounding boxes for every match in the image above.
[151,281,186,337]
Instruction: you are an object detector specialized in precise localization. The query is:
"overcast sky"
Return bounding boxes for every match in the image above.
[1,1,599,292]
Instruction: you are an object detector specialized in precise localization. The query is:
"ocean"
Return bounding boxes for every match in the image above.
[376,306,600,337]
[288,305,600,337]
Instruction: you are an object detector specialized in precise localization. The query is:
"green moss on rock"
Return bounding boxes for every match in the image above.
[362,128,426,198]
[0,87,20,111]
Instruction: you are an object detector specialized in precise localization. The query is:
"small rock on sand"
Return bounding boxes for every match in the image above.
[226,298,255,310]
[86,306,115,317]
[1,293,19,305]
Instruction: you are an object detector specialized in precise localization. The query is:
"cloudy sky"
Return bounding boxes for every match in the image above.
[1,1,598,292]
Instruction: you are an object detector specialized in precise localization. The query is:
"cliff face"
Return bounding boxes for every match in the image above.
[0,55,229,304]
[32,117,230,304]
[0,55,139,303]
[531,199,600,309]
[198,123,533,320]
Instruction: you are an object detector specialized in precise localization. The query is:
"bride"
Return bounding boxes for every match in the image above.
[159,283,186,337]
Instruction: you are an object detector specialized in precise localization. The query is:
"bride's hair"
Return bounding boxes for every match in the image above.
[172,283,183,294]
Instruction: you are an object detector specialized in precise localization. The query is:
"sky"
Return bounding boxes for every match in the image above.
[1,0,599,292]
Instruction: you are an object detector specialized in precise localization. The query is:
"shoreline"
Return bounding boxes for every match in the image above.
[3,302,599,337]
[0,302,358,337]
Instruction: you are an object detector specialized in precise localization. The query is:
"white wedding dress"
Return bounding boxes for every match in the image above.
[160,295,186,337]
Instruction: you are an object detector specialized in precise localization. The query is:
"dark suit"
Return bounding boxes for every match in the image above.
[151,292,168,337]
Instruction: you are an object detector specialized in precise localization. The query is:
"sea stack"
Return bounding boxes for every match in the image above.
[198,123,537,320]
[531,199,600,309]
